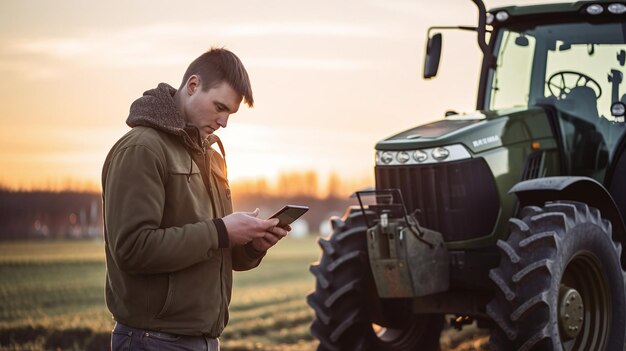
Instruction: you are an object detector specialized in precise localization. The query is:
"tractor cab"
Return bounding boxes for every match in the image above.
[483,13,626,181]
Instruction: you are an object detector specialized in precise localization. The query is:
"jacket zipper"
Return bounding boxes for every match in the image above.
[201,140,219,217]
[202,138,226,335]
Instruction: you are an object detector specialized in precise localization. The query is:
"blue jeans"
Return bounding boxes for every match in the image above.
[111,322,220,351]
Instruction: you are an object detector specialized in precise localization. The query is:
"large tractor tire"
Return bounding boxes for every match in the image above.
[307,209,444,351]
[487,201,626,350]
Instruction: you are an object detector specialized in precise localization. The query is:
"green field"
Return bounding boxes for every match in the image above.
[0,239,487,351]
[0,238,320,351]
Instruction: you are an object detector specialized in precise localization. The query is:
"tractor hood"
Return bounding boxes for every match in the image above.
[376,106,555,155]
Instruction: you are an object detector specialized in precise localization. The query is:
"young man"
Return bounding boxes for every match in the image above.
[102,48,289,351]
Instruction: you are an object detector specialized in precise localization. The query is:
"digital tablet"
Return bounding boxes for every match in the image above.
[268,205,309,227]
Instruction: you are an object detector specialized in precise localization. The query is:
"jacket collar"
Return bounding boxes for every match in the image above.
[127,83,203,154]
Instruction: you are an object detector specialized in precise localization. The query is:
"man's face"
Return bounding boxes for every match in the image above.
[183,77,243,139]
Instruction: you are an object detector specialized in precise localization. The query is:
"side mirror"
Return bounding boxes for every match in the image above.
[515,34,529,47]
[559,43,572,51]
[423,33,442,79]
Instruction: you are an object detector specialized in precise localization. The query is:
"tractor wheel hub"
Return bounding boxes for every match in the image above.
[559,286,584,340]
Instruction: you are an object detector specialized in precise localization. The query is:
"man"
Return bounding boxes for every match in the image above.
[102,48,289,351]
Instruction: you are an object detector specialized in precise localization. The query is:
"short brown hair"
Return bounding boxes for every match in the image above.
[180,47,254,107]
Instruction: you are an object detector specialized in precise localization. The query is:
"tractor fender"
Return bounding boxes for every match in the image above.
[509,176,626,262]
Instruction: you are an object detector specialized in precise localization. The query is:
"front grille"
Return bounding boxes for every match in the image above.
[375,158,500,242]
[521,151,545,180]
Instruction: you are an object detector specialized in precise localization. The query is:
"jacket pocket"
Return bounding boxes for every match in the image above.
[152,259,223,329]
[163,165,211,223]
[168,163,201,183]
[155,274,175,318]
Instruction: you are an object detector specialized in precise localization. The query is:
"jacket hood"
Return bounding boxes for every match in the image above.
[127,83,206,154]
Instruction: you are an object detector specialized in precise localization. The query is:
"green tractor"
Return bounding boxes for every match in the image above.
[307,0,626,350]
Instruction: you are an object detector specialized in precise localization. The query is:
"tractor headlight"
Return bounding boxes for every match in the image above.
[396,151,410,163]
[495,11,509,22]
[432,147,450,161]
[376,144,471,166]
[608,3,626,14]
[381,151,394,164]
[413,150,428,163]
[611,101,626,117]
[586,4,604,15]
[486,13,495,25]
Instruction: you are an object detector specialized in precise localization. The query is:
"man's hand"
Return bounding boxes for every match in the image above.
[222,208,280,246]
[251,224,291,252]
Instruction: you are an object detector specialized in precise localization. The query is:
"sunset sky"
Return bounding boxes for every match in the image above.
[0,0,567,193]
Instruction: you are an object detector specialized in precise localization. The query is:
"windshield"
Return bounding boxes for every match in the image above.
[487,21,626,178]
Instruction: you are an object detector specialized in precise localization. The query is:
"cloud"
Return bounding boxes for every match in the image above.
[1,21,386,74]
[221,22,386,38]
[6,28,188,68]
[364,0,429,17]
[0,124,128,154]
[246,57,375,71]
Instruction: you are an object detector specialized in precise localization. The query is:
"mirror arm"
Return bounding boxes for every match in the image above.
[471,0,496,68]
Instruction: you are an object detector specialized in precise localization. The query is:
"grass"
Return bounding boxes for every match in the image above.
[224,237,320,350]
[0,237,320,351]
[0,238,488,351]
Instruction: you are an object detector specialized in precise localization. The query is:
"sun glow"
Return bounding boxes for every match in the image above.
[0,0,503,197]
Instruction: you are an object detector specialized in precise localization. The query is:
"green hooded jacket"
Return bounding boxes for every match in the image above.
[102,83,264,337]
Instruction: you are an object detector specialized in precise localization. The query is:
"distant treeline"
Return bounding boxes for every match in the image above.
[0,190,102,240]
[0,189,356,240]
